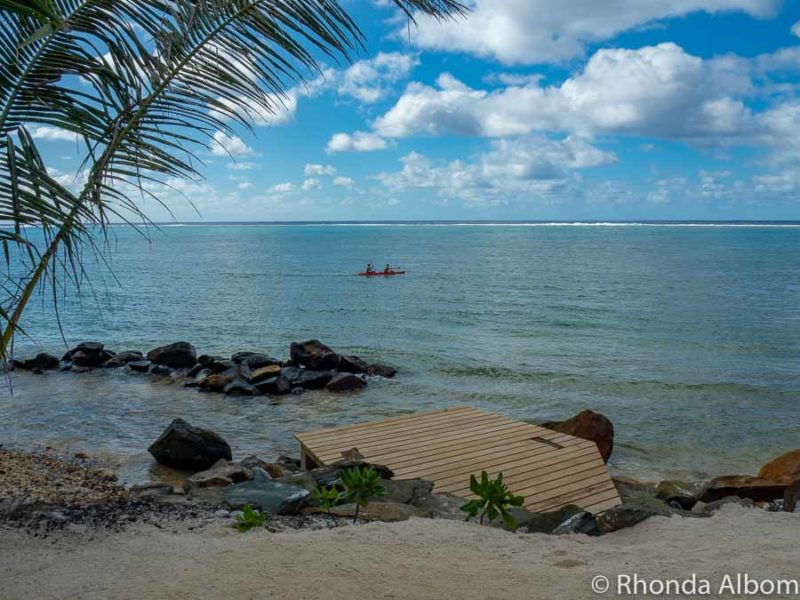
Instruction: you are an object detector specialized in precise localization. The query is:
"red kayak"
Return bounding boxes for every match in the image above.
[358,270,406,276]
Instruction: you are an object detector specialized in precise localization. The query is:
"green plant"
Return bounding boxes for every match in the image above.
[312,484,345,516]
[234,504,266,532]
[460,471,525,530]
[340,466,385,523]
[0,0,465,365]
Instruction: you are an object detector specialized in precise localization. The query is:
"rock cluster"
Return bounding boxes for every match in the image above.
[10,338,395,397]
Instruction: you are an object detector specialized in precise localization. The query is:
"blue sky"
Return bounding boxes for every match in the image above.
[38,1,800,221]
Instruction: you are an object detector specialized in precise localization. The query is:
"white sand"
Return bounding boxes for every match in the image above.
[1,506,798,600]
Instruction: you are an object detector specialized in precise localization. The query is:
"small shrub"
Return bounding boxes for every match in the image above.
[340,466,385,523]
[234,504,266,532]
[312,485,345,515]
[460,471,524,531]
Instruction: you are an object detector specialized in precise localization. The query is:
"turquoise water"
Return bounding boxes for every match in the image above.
[3,223,800,483]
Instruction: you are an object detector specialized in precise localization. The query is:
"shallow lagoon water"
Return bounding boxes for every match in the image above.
[3,223,800,483]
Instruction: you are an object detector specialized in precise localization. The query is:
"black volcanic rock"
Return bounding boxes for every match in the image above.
[147,418,232,471]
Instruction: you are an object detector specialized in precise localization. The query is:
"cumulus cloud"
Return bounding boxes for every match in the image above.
[338,52,418,103]
[326,131,389,153]
[793,20,800,38]
[269,182,295,193]
[209,131,256,157]
[376,136,615,206]
[373,44,754,143]
[304,163,337,176]
[236,181,255,190]
[333,176,355,187]
[30,126,80,142]
[302,177,320,190]
[407,0,778,64]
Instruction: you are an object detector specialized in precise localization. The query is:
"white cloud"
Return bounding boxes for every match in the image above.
[209,131,256,157]
[338,52,418,103]
[333,176,355,187]
[304,163,337,176]
[326,131,389,153]
[792,20,800,38]
[373,44,755,143]
[269,182,295,193]
[376,136,615,206]
[30,126,79,142]
[226,161,258,171]
[302,177,320,191]
[237,181,255,190]
[407,0,778,64]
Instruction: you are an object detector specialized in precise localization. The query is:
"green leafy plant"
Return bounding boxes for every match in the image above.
[234,503,266,532]
[460,471,525,531]
[340,466,385,523]
[312,484,345,516]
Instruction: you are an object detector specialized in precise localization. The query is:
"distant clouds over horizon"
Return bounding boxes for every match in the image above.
[41,1,800,221]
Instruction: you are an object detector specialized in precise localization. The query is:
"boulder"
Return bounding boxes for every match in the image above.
[237,353,281,370]
[147,342,197,369]
[758,449,800,482]
[524,504,589,534]
[198,373,234,393]
[128,360,151,373]
[656,480,701,510]
[324,502,425,522]
[309,460,394,488]
[381,479,434,505]
[239,456,285,479]
[184,368,212,388]
[338,355,368,374]
[289,340,339,370]
[103,351,143,368]
[224,380,260,396]
[255,376,292,396]
[280,366,333,390]
[183,459,252,493]
[274,455,302,473]
[21,353,60,371]
[149,364,172,376]
[596,504,659,534]
[69,344,115,367]
[147,418,232,471]
[410,492,466,520]
[367,364,397,378]
[277,471,317,493]
[326,372,367,392]
[250,364,282,383]
[221,468,310,515]
[698,475,789,503]
[693,496,755,514]
[541,410,614,463]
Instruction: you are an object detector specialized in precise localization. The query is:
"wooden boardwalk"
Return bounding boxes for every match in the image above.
[295,406,621,514]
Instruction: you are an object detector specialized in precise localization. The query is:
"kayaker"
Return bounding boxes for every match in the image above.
[384,264,391,274]
[365,262,374,274]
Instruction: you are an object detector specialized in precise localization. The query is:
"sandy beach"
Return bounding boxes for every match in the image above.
[2,505,798,600]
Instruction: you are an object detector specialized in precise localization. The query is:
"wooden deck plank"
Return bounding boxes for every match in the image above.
[307,412,514,454]
[296,406,619,515]
[313,423,580,465]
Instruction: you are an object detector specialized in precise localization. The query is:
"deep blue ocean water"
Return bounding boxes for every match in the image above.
[3,222,800,483]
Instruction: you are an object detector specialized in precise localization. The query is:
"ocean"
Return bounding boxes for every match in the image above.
[3,222,800,484]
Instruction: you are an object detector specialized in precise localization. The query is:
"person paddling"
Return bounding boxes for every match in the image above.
[384,264,391,274]
[365,262,375,274]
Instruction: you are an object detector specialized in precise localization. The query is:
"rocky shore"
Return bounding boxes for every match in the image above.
[2,406,797,540]
[8,339,396,397]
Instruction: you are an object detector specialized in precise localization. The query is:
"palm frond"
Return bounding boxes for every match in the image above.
[0,0,466,363]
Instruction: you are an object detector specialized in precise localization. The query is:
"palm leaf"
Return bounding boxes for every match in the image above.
[0,0,466,363]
